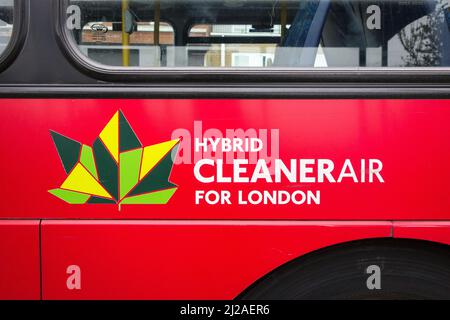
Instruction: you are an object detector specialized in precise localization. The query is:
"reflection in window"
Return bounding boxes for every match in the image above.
[0,0,14,57]
[79,21,174,67]
[389,0,450,67]
[66,0,450,68]
[187,24,283,67]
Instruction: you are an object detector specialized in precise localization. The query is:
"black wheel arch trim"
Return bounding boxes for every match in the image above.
[235,237,450,300]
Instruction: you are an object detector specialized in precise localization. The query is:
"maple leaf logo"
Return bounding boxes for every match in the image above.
[49,110,180,208]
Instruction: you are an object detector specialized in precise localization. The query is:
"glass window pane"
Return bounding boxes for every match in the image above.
[0,0,14,57]
[65,0,450,68]
[79,20,174,66]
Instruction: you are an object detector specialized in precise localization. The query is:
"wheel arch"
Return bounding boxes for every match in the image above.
[236,237,450,299]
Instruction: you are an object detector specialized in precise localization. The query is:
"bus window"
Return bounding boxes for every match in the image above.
[0,0,14,58]
[68,0,174,68]
[78,19,174,67]
[64,0,450,68]
[187,24,328,67]
[388,1,450,67]
[186,24,284,67]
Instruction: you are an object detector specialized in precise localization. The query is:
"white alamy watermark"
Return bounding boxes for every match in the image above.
[366,265,382,290]
[66,265,81,290]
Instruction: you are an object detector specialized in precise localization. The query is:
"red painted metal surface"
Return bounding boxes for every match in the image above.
[41,220,391,300]
[393,222,450,246]
[0,221,40,300]
[1,99,450,299]
[0,99,448,220]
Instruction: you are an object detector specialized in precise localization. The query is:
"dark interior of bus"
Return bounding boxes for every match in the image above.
[64,0,450,68]
[0,0,448,68]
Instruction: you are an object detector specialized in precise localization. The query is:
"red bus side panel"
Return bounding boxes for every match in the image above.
[41,220,391,300]
[0,99,449,220]
[394,222,450,246]
[0,221,40,300]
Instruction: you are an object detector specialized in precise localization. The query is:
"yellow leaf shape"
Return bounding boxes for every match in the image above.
[99,111,119,163]
[140,139,179,180]
[61,163,113,199]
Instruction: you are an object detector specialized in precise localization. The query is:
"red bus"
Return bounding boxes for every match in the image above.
[0,0,450,300]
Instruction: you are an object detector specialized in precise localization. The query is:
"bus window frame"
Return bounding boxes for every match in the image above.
[56,0,450,83]
[0,0,27,74]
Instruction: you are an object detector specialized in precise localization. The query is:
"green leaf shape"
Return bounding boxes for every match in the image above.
[49,188,90,204]
[93,138,119,201]
[128,145,179,197]
[119,111,142,152]
[49,110,179,208]
[120,188,177,205]
[80,145,98,179]
[50,131,81,174]
[87,196,117,204]
[119,148,143,200]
